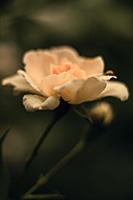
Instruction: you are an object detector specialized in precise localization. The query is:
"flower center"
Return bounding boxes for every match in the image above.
[51,63,74,75]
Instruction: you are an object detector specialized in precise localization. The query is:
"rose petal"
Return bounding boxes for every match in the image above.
[23,95,60,111]
[55,79,84,102]
[79,56,104,77]
[23,94,45,111]
[18,70,41,93]
[23,50,56,85]
[40,72,75,96]
[69,67,86,79]
[50,46,79,64]
[39,96,60,110]
[2,74,37,95]
[97,81,129,101]
[71,77,107,104]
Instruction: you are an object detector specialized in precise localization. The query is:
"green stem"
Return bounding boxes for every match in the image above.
[25,102,69,170]
[23,135,87,198]
[25,117,59,170]
[72,105,94,125]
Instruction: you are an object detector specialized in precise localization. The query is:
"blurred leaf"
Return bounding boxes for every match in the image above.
[0,129,10,200]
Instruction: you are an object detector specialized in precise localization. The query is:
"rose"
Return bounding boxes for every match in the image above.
[2,46,129,111]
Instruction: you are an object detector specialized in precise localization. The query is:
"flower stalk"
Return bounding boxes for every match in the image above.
[22,126,89,198]
[25,101,69,171]
[25,117,59,170]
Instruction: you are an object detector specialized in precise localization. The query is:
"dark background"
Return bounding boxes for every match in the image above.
[0,0,133,199]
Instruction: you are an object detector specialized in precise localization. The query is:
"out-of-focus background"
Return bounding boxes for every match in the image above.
[0,0,133,199]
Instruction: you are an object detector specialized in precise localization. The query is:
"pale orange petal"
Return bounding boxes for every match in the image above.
[71,77,106,104]
[97,81,129,101]
[19,69,76,97]
[23,50,56,85]
[50,46,79,64]
[23,95,60,111]
[69,67,86,79]
[23,94,46,111]
[40,72,75,96]
[39,96,60,110]
[79,56,104,77]
[18,70,40,92]
[2,74,37,95]
[55,79,84,102]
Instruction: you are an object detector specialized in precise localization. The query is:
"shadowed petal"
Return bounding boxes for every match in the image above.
[23,95,60,111]
[23,50,56,85]
[50,46,79,64]
[71,77,106,104]
[39,96,60,110]
[2,74,37,95]
[23,95,46,111]
[55,79,84,102]
[79,56,104,77]
[97,81,129,101]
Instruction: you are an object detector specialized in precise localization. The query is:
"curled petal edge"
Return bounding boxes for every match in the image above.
[23,94,60,111]
[1,74,37,95]
[97,81,129,101]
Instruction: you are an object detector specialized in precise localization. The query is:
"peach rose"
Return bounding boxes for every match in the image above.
[2,46,129,111]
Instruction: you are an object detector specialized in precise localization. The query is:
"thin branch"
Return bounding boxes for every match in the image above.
[25,117,59,170]
[25,101,69,170]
